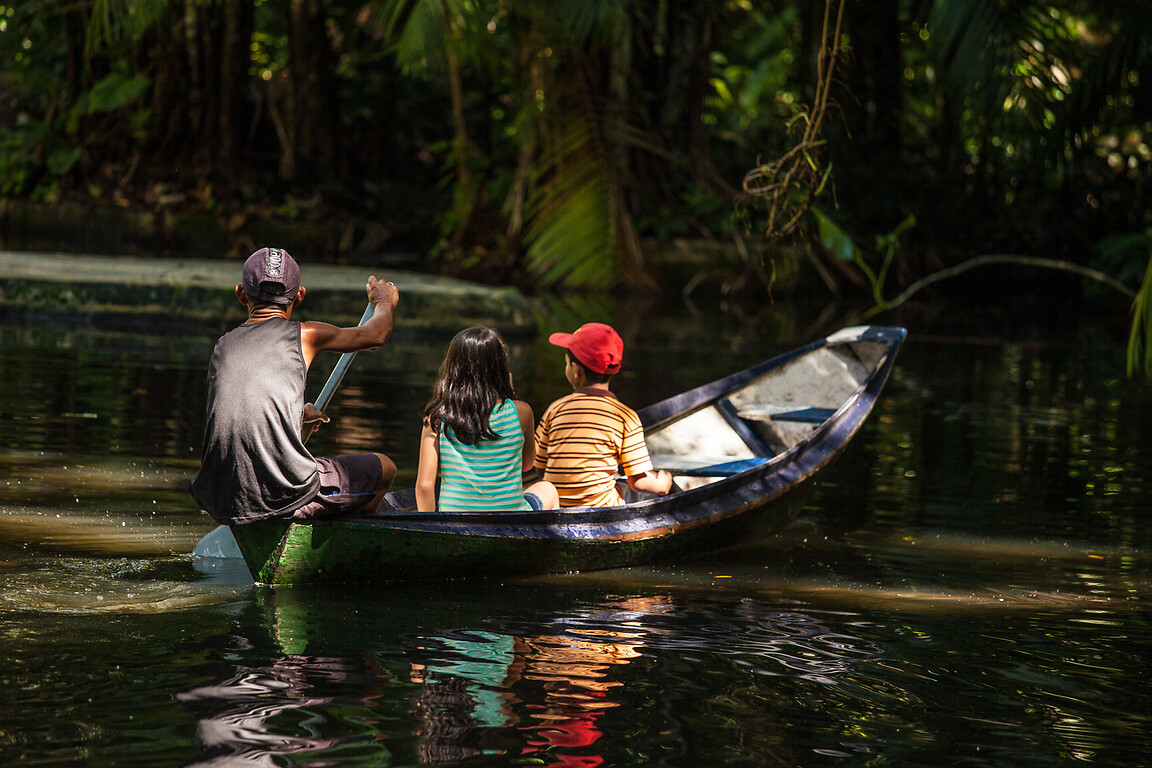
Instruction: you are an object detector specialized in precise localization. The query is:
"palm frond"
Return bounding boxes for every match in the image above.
[1128,254,1152,378]
[375,0,481,75]
[1066,2,1152,134]
[925,0,1076,131]
[522,105,617,289]
[86,0,170,53]
[511,0,627,45]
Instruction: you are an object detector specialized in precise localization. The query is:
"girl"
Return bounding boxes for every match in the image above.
[416,326,558,512]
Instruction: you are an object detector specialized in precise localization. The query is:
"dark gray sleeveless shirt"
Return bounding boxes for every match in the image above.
[190,317,319,524]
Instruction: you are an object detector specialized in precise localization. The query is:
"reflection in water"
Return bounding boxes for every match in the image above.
[409,598,666,765]
[408,630,519,762]
[178,592,880,766]
[178,654,394,767]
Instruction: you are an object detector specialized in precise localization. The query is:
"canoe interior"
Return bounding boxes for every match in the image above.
[643,335,887,491]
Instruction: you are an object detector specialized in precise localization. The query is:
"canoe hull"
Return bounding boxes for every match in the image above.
[229,325,906,584]
[232,464,823,584]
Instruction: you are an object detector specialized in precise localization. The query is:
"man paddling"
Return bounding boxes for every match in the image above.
[190,247,400,525]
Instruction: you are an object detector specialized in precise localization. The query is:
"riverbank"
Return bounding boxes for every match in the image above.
[0,251,535,334]
[0,198,820,305]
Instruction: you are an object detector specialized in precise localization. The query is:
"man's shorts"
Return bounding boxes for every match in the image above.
[291,454,384,520]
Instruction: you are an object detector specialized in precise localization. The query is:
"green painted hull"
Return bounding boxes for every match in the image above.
[231,475,818,584]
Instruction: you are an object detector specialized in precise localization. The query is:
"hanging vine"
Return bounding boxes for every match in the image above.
[741,0,845,241]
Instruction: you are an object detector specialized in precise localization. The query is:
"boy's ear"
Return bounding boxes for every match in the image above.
[235,285,249,306]
[292,286,306,307]
[567,361,586,388]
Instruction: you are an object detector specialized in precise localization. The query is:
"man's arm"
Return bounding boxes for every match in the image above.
[300,276,399,368]
[301,402,331,442]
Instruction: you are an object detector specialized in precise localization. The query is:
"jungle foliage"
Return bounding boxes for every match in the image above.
[1,0,1150,319]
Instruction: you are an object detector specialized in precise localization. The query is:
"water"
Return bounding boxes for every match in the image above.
[2,289,1151,766]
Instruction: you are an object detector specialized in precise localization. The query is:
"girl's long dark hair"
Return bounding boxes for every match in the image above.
[423,326,516,446]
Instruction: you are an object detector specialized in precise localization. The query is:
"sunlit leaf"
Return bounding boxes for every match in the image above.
[521,77,623,289]
[811,207,860,262]
[86,0,170,53]
[1127,255,1152,378]
[87,72,150,114]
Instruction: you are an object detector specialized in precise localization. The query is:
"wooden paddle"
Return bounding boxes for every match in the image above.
[302,301,375,443]
[194,300,376,559]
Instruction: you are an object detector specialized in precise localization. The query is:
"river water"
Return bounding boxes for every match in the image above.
[2,287,1150,766]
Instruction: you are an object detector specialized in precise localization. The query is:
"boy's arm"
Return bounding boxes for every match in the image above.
[627,469,673,495]
[300,276,399,367]
[620,405,672,495]
[415,422,439,512]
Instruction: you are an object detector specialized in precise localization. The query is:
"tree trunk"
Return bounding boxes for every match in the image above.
[681,0,726,193]
[288,0,340,184]
[505,47,542,250]
[825,0,904,228]
[441,0,478,258]
[218,0,255,174]
[63,9,86,103]
[605,8,648,283]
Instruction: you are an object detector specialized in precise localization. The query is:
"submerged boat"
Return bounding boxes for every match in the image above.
[230,325,907,584]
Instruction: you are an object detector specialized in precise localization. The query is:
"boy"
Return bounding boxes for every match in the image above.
[533,322,673,508]
[191,247,400,525]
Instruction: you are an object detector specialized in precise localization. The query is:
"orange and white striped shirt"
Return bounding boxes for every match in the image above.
[533,388,654,508]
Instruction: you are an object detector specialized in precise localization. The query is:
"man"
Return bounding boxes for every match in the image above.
[191,247,400,524]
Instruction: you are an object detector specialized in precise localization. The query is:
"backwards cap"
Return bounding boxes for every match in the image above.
[548,322,623,375]
[242,247,301,305]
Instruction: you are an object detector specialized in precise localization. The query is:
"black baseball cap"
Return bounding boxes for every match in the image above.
[242,247,300,305]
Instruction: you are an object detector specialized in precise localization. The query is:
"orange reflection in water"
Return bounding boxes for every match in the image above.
[508,597,668,767]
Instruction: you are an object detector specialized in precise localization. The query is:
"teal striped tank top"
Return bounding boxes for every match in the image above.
[437,398,528,511]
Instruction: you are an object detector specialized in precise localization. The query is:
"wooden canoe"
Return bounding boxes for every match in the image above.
[230,325,907,584]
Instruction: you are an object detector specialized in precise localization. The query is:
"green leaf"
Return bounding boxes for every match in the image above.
[86,72,150,114]
[811,207,860,262]
[47,147,81,176]
[1127,254,1152,378]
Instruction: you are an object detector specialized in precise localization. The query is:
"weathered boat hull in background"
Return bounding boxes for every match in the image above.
[231,325,907,584]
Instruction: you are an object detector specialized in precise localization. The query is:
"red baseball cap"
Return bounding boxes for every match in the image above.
[548,322,623,375]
